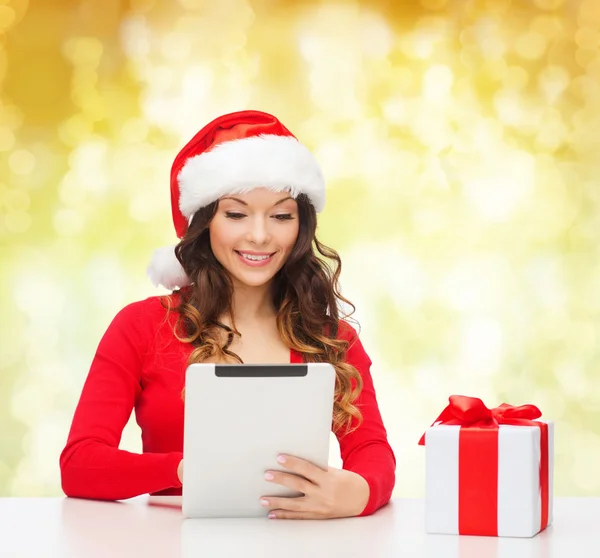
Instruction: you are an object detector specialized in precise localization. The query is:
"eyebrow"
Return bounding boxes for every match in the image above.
[221,196,294,207]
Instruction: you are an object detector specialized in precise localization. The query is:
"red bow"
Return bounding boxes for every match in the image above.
[419,395,549,537]
[418,395,542,445]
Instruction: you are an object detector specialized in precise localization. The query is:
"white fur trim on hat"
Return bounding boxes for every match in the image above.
[177,134,325,216]
[146,245,191,290]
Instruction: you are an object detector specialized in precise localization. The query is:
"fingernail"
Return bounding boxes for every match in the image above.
[264,472,274,481]
[268,513,277,519]
[277,455,286,464]
[260,499,269,507]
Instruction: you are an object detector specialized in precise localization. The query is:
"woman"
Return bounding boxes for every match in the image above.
[60,110,396,519]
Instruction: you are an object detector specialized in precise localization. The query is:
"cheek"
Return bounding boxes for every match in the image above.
[281,223,300,252]
[208,221,234,256]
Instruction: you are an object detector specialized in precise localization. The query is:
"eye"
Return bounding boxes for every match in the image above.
[225,211,246,220]
[273,214,294,221]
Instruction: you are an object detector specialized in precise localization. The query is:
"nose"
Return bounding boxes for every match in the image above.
[246,214,271,246]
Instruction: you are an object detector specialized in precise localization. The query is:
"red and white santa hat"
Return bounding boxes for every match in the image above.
[146,110,326,290]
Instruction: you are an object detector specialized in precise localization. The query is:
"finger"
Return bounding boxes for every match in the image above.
[264,471,314,494]
[260,496,307,512]
[276,455,326,485]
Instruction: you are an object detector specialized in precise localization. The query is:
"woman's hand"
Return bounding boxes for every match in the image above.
[260,455,370,519]
[177,460,183,484]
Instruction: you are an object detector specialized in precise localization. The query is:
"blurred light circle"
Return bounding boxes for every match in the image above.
[53,208,85,237]
[5,211,31,234]
[0,6,16,32]
[9,150,36,175]
[0,126,16,151]
[514,31,547,60]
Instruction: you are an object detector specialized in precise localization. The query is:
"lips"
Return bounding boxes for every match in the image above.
[235,250,276,267]
[237,251,272,261]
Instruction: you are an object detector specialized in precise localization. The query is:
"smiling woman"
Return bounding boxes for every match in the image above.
[59,110,396,519]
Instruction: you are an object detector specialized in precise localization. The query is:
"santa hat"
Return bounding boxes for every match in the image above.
[146,110,326,290]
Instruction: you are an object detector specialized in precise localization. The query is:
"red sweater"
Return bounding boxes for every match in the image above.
[59,295,396,516]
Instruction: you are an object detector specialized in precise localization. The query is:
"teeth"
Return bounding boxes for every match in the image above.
[240,253,270,261]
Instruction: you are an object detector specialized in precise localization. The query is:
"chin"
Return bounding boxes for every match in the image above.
[234,273,276,288]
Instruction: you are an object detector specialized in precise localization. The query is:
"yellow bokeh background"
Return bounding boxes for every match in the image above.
[1,0,599,498]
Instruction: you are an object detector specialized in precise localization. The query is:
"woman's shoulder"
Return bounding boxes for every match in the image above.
[335,319,372,366]
[336,319,360,342]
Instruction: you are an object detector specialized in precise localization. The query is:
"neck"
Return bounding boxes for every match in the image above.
[228,281,276,325]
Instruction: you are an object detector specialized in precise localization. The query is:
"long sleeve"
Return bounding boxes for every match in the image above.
[59,301,183,500]
[336,323,396,516]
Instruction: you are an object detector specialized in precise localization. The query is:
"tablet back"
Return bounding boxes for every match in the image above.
[182,362,335,518]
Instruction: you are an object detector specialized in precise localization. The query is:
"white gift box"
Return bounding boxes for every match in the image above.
[425,422,554,538]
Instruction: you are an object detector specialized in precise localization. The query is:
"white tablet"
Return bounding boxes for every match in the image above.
[181,362,335,518]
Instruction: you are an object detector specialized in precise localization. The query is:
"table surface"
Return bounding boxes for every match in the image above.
[0,496,598,558]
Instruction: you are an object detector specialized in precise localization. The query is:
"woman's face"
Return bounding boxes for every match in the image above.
[208,188,300,289]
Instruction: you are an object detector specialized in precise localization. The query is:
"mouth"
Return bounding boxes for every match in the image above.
[235,250,276,267]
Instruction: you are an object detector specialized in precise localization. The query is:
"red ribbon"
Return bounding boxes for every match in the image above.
[419,395,549,536]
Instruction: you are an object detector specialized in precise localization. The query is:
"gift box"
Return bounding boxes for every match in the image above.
[419,395,554,538]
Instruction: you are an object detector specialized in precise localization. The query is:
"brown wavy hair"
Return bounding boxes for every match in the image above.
[162,194,363,434]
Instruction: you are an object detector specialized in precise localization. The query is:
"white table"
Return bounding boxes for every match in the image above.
[0,497,597,557]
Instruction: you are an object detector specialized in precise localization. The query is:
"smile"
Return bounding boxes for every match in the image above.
[235,251,275,267]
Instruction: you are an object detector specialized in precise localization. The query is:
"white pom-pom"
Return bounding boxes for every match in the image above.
[146,245,191,290]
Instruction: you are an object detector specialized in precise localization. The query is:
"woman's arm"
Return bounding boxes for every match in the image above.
[336,322,396,516]
[59,301,182,500]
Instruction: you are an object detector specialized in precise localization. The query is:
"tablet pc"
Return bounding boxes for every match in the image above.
[181,362,335,518]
